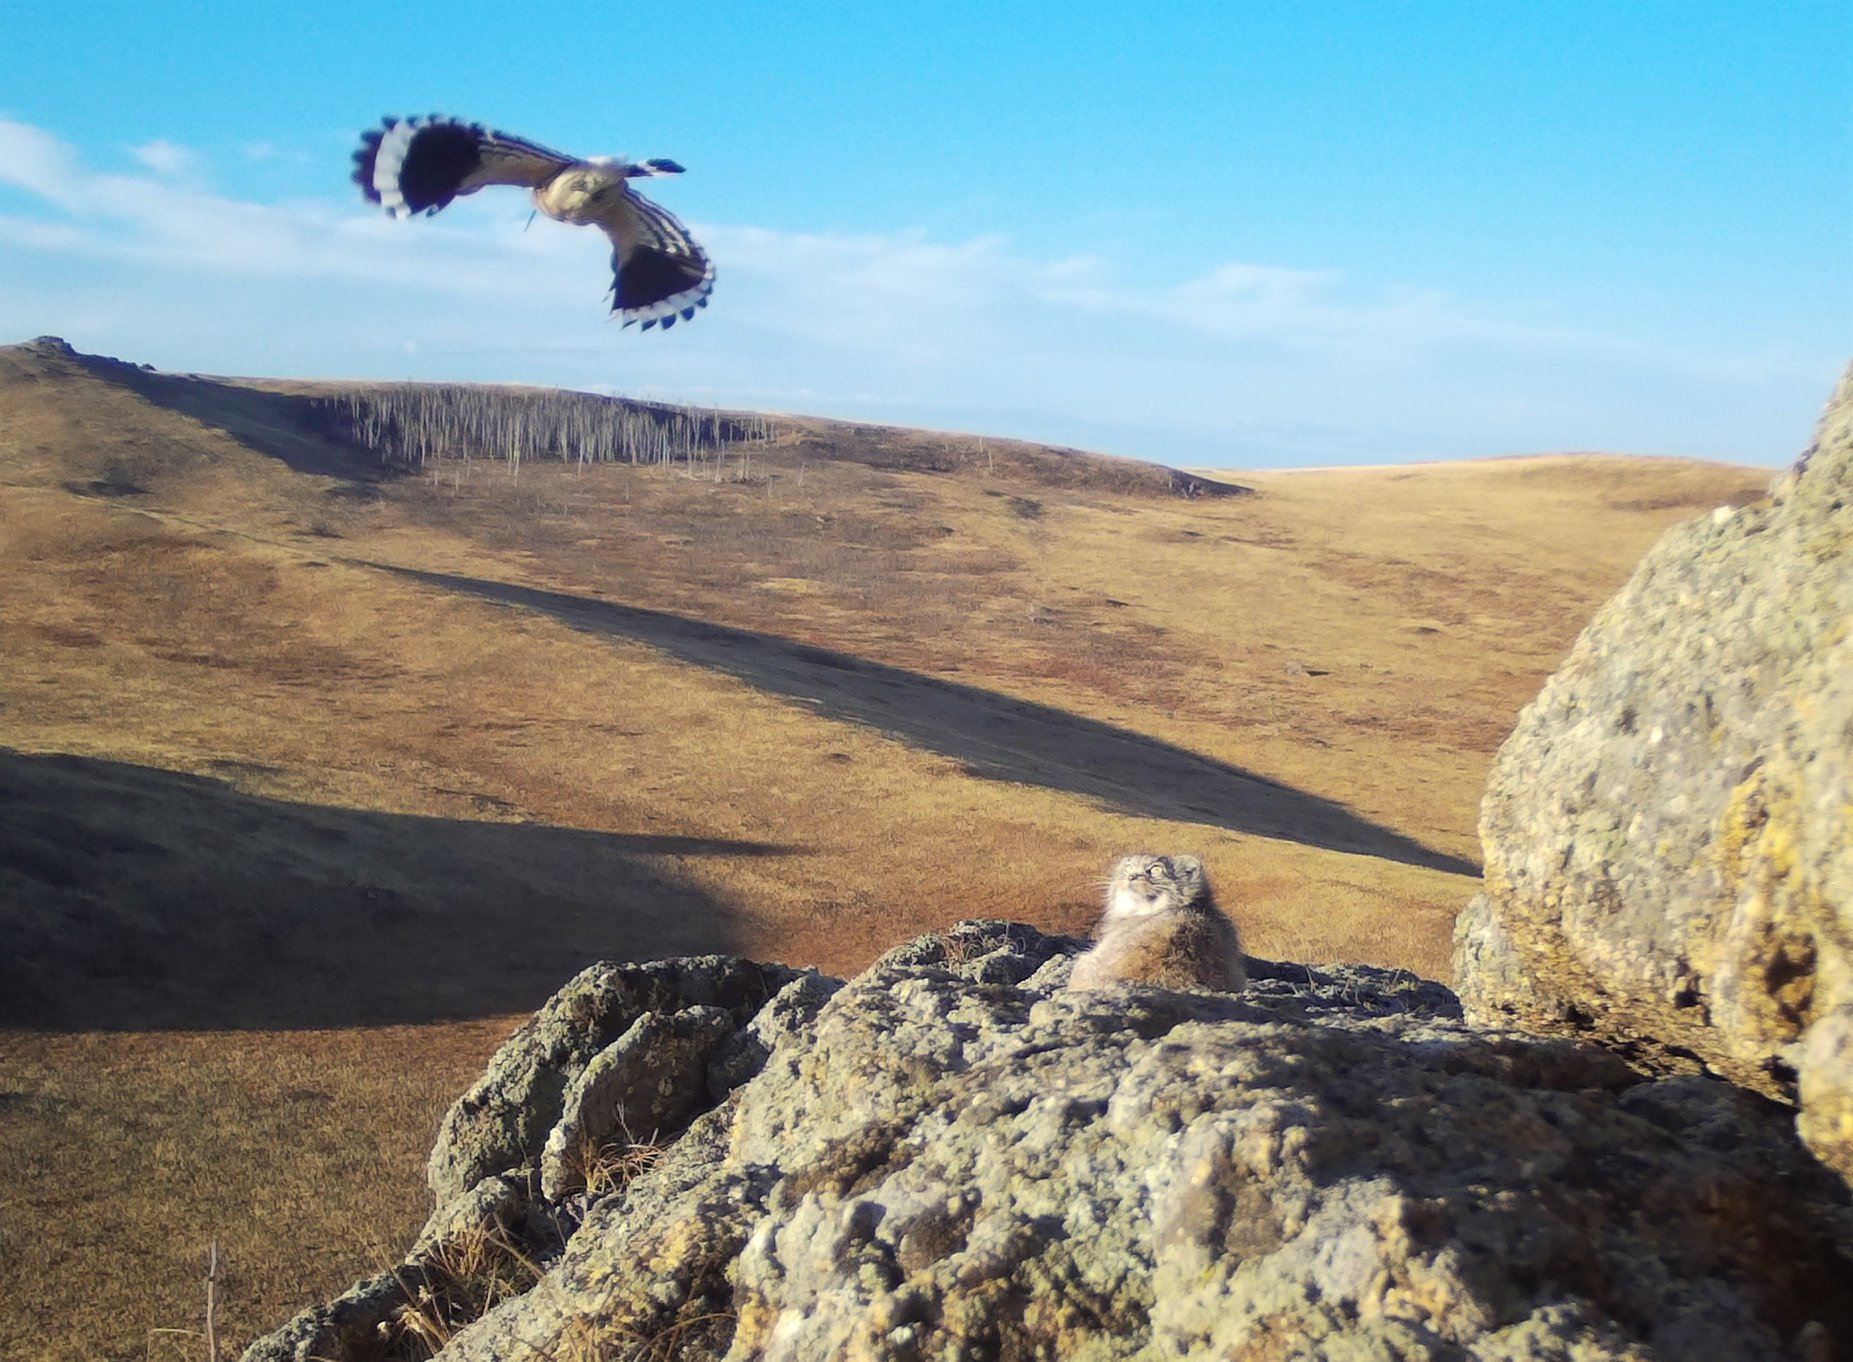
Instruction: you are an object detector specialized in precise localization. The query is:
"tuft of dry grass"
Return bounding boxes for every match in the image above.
[383,1223,542,1361]
[0,338,1774,1359]
[563,1124,666,1200]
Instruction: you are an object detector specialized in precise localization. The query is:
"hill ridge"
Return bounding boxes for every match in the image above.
[5,335,1250,499]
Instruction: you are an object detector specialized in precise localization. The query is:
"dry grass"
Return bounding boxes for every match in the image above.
[383,1222,543,1361]
[0,338,1773,1358]
[0,1024,505,1361]
[563,1124,667,1200]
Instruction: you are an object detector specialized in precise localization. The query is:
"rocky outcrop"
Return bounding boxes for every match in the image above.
[425,955,821,1204]
[1454,364,1853,1187]
[245,922,1852,1362]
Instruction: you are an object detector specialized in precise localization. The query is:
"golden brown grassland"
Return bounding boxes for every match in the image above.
[0,338,1769,1358]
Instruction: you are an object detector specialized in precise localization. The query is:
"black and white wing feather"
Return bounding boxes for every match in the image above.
[353,115,575,218]
[591,186,716,330]
[353,114,716,328]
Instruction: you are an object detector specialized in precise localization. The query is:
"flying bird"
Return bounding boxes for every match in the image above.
[352,115,714,330]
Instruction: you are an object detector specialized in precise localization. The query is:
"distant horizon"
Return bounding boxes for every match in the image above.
[3,328,1804,476]
[2,308,1837,473]
[3,2,1846,469]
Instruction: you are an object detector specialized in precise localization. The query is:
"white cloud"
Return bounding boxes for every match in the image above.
[702,225,1442,372]
[130,139,195,176]
[0,119,76,203]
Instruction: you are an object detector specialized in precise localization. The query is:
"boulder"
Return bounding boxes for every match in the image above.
[1454,363,1853,1187]
[244,924,1852,1362]
[426,955,812,1204]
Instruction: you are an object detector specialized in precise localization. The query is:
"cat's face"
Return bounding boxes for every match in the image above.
[1103,853,1206,920]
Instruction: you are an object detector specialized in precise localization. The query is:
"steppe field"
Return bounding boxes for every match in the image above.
[0,337,1771,1359]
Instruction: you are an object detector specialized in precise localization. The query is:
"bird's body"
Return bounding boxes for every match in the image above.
[353,115,714,329]
[1067,853,1247,993]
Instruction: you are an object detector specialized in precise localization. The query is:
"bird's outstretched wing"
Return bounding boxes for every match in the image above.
[589,185,717,330]
[354,115,576,218]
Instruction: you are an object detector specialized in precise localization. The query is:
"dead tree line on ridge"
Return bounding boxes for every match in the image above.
[312,385,781,473]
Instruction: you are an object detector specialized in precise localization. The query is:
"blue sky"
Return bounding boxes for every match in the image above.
[1,1,1847,468]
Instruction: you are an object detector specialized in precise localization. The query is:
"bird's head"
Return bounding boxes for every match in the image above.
[534,167,621,224]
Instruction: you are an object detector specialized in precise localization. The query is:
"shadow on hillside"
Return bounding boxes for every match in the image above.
[73,352,388,483]
[0,748,788,1032]
[372,565,1481,879]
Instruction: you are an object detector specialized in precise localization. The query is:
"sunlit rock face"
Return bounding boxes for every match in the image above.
[1455,362,1853,1190]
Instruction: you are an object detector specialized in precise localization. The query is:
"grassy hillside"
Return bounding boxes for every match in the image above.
[0,336,1770,1358]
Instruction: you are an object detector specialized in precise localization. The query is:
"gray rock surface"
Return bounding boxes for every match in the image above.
[707,969,846,1098]
[1453,363,1853,1186]
[539,1004,735,1201]
[244,924,1852,1362]
[426,955,810,1204]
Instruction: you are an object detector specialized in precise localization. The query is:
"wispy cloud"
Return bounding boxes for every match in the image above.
[129,139,195,177]
[0,116,1833,465]
[0,119,72,202]
[707,225,1470,367]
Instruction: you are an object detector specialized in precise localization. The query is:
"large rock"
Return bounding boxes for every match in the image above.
[426,955,816,1204]
[245,923,1852,1362]
[1453,364,1853,1186]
